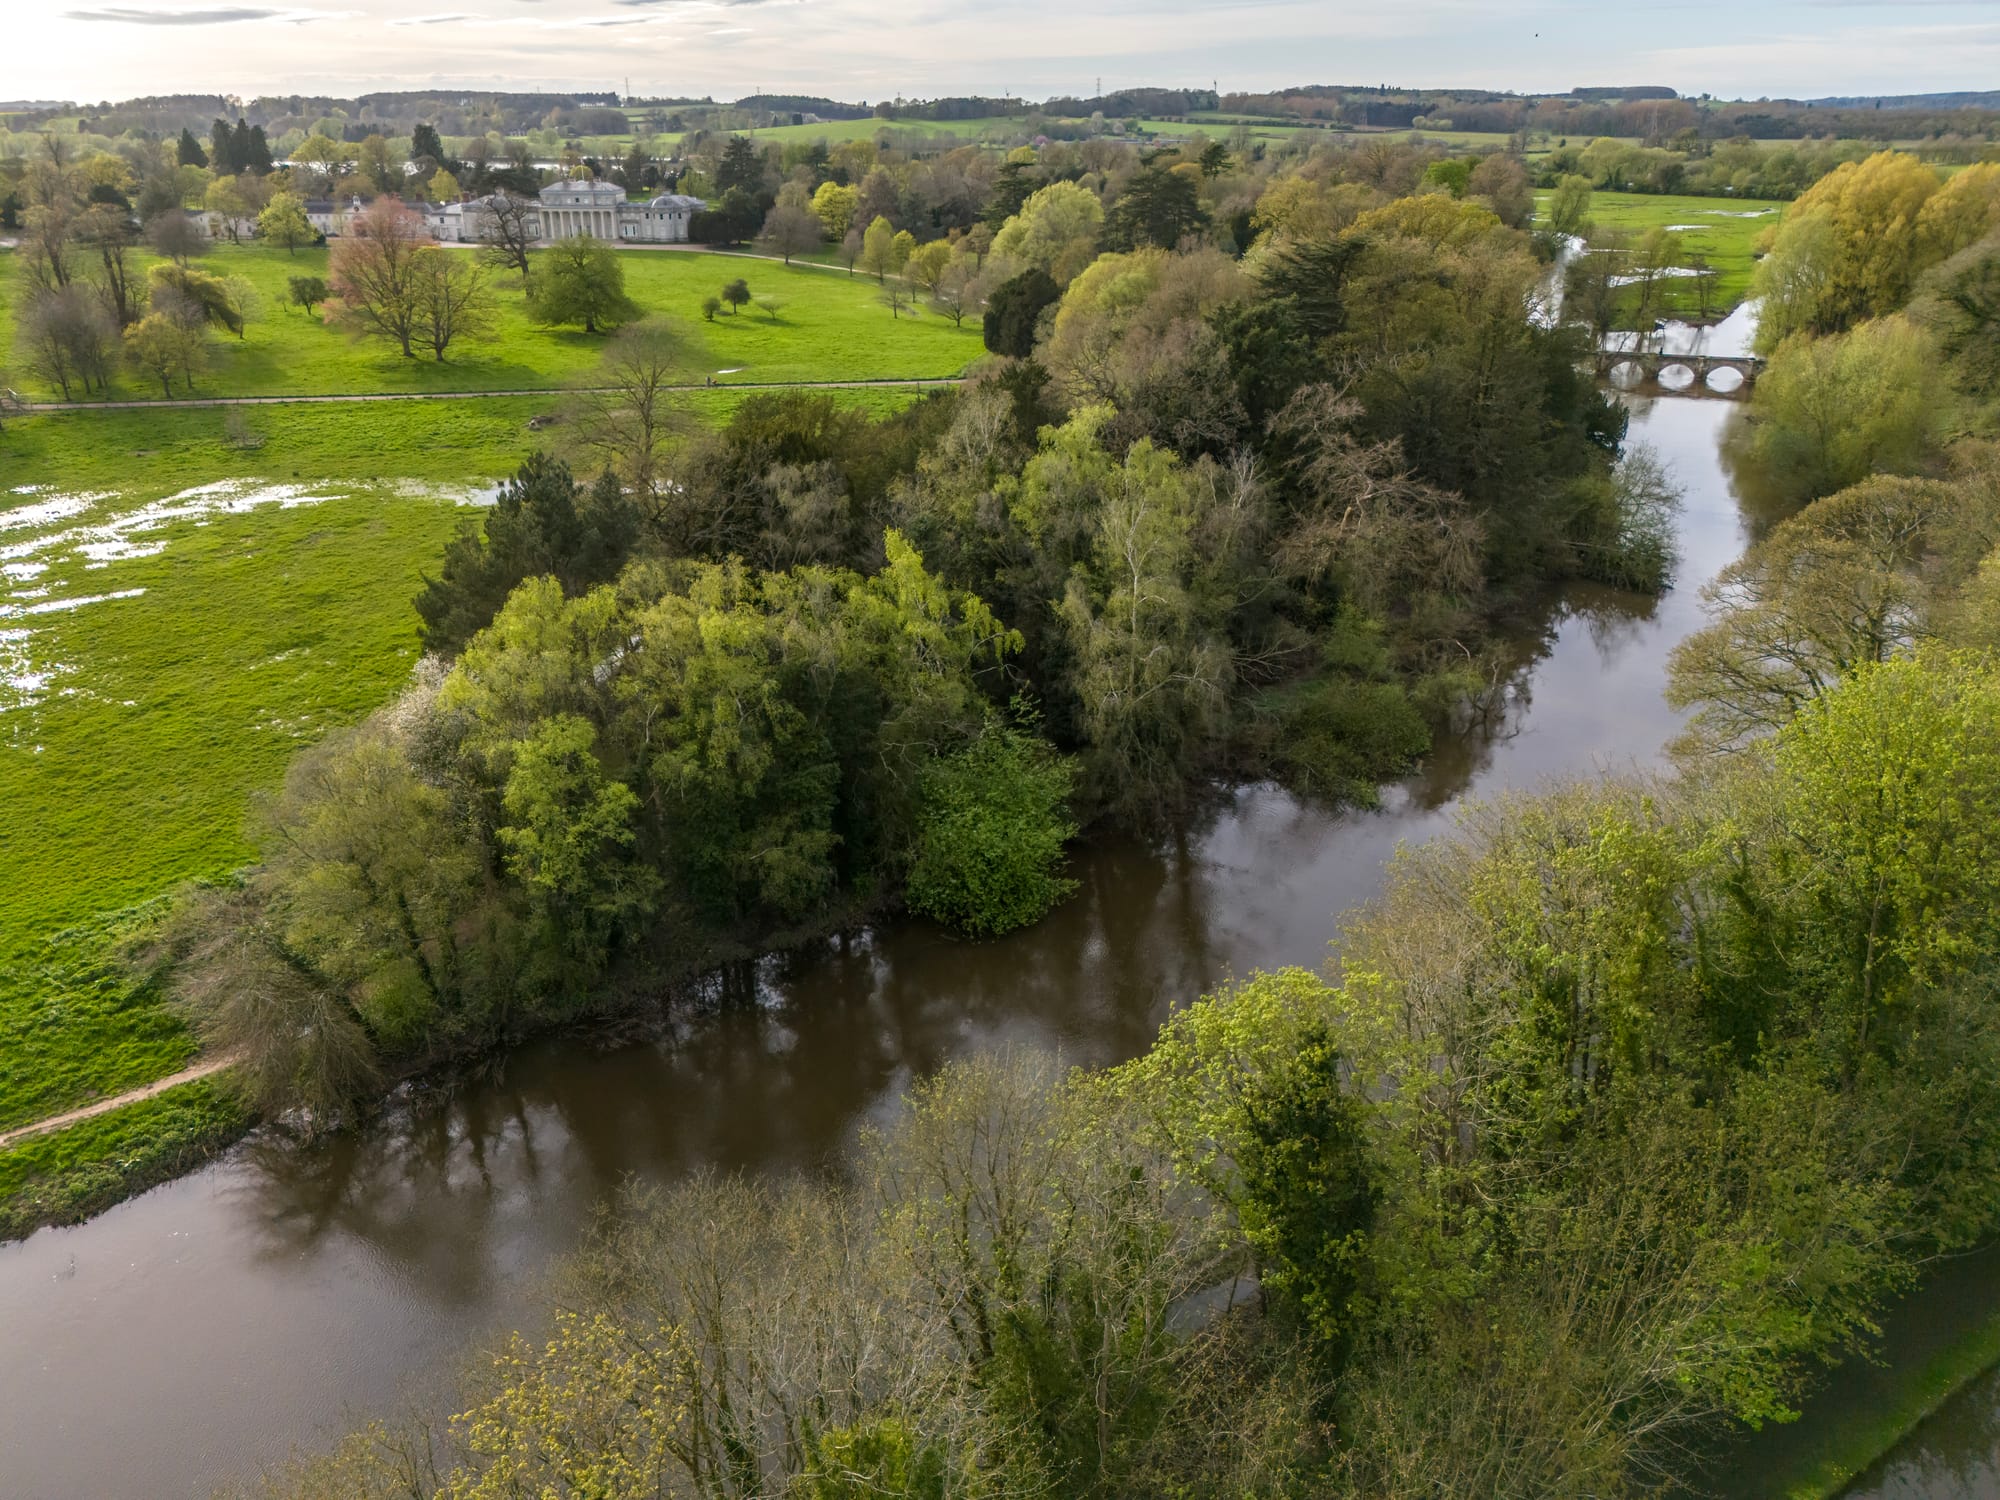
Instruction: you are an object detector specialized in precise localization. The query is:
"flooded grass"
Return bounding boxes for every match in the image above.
[0,479,474,1131]
[1536,189,1785,315]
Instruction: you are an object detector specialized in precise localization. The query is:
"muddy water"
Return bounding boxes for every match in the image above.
[0,397,1753,1499]
[1849,1365,2000,1498]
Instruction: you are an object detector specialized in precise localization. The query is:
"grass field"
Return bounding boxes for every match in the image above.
[1535,188,1785,317]
[740,115,1022,145]
[0,380,928,1234]
[0,243,985,402]
[0,471,483,1127]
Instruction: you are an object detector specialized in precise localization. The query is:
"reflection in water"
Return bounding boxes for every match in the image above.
[0,398,1753,1500]
[1604,301,1762,361]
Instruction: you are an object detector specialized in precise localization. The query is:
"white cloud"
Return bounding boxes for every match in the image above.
[18,0,2000,104]
[63,3,353,21]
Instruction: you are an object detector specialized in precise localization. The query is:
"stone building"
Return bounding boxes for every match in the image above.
[433,180,705,245]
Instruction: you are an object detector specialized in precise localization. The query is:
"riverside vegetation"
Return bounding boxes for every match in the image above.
[162,185,1649,1132]
[5,105,2000,1493]
[239,149,2000,1496]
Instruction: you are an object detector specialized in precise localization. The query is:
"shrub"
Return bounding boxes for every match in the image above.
[906,728,1077,936]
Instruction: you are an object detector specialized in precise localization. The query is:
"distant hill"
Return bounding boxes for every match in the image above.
[1804,90,2000,109]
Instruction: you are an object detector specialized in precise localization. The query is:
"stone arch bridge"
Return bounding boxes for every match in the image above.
[1593,350,1764,397]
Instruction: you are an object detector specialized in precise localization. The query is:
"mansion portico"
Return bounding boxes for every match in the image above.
[535,178,630,239]
[435,180,706,245]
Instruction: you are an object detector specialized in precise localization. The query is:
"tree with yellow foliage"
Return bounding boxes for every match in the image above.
[1755,151,1964,345]
[990,180,1105,286]
[1915,162,2000,263]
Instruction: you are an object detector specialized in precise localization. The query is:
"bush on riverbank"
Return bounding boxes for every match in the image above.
[906,724,1079,937]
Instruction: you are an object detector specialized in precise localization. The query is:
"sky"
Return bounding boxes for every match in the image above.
[10,0,2000,108]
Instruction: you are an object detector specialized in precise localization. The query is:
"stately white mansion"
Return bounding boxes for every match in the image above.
[195,179,707,247]
[435,180,707,245]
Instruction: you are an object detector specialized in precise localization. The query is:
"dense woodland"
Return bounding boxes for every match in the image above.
[216,138,2000,1496]
[163,147,1664,1121]
[8,76,1998,1493]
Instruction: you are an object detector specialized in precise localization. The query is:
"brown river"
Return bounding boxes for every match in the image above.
[4,391,1987,1498]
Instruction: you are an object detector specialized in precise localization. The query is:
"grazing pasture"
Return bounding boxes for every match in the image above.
[1537,188,1785,315]
[0,243,984,401]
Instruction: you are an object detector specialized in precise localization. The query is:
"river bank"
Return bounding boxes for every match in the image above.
[1685,1242,2000,1500]
[0,392,1748,1499]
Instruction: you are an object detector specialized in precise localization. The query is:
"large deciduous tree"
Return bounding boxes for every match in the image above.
[144,208,206,267]
[78,199,142,327]
[1746,316,1943,501]
[527,235,642,334]
[1754,152,2000,346]
[477,190,538,283]
[328,197,435,357]
[149,262,245,337]
[257,191,314,254]
[1668,473,1995,750]
[991,179,1105,286]
[15,285,118,399]
[759,203,821,264]
[410,249,494,362]
[123,310,207,395]
[810,180,859,242]
[561,320,694,512]
[858,215,904,282]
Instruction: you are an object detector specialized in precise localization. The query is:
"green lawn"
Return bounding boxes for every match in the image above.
[1535,188,1785,316]
[0,472,476,1127]
[0,243,985,402]
[1138,116,1320,141]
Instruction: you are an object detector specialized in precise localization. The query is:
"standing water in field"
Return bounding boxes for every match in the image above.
[0,397,1756,1499]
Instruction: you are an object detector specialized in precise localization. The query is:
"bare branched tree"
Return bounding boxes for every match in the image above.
[410,249,493,363]
[476,190,537,284]
[328,198,434,358]
[562,320,695,515]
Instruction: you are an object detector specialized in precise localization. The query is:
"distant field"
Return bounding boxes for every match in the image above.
[1140,116,1319,141]
[1133,119,1622,155]
[739,116,1022,145]
[1535,188,1784,316]
[0,243,985,402]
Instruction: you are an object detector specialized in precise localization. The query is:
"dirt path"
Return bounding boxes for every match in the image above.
[0,1054,240,1151]
[17,376,965,415]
